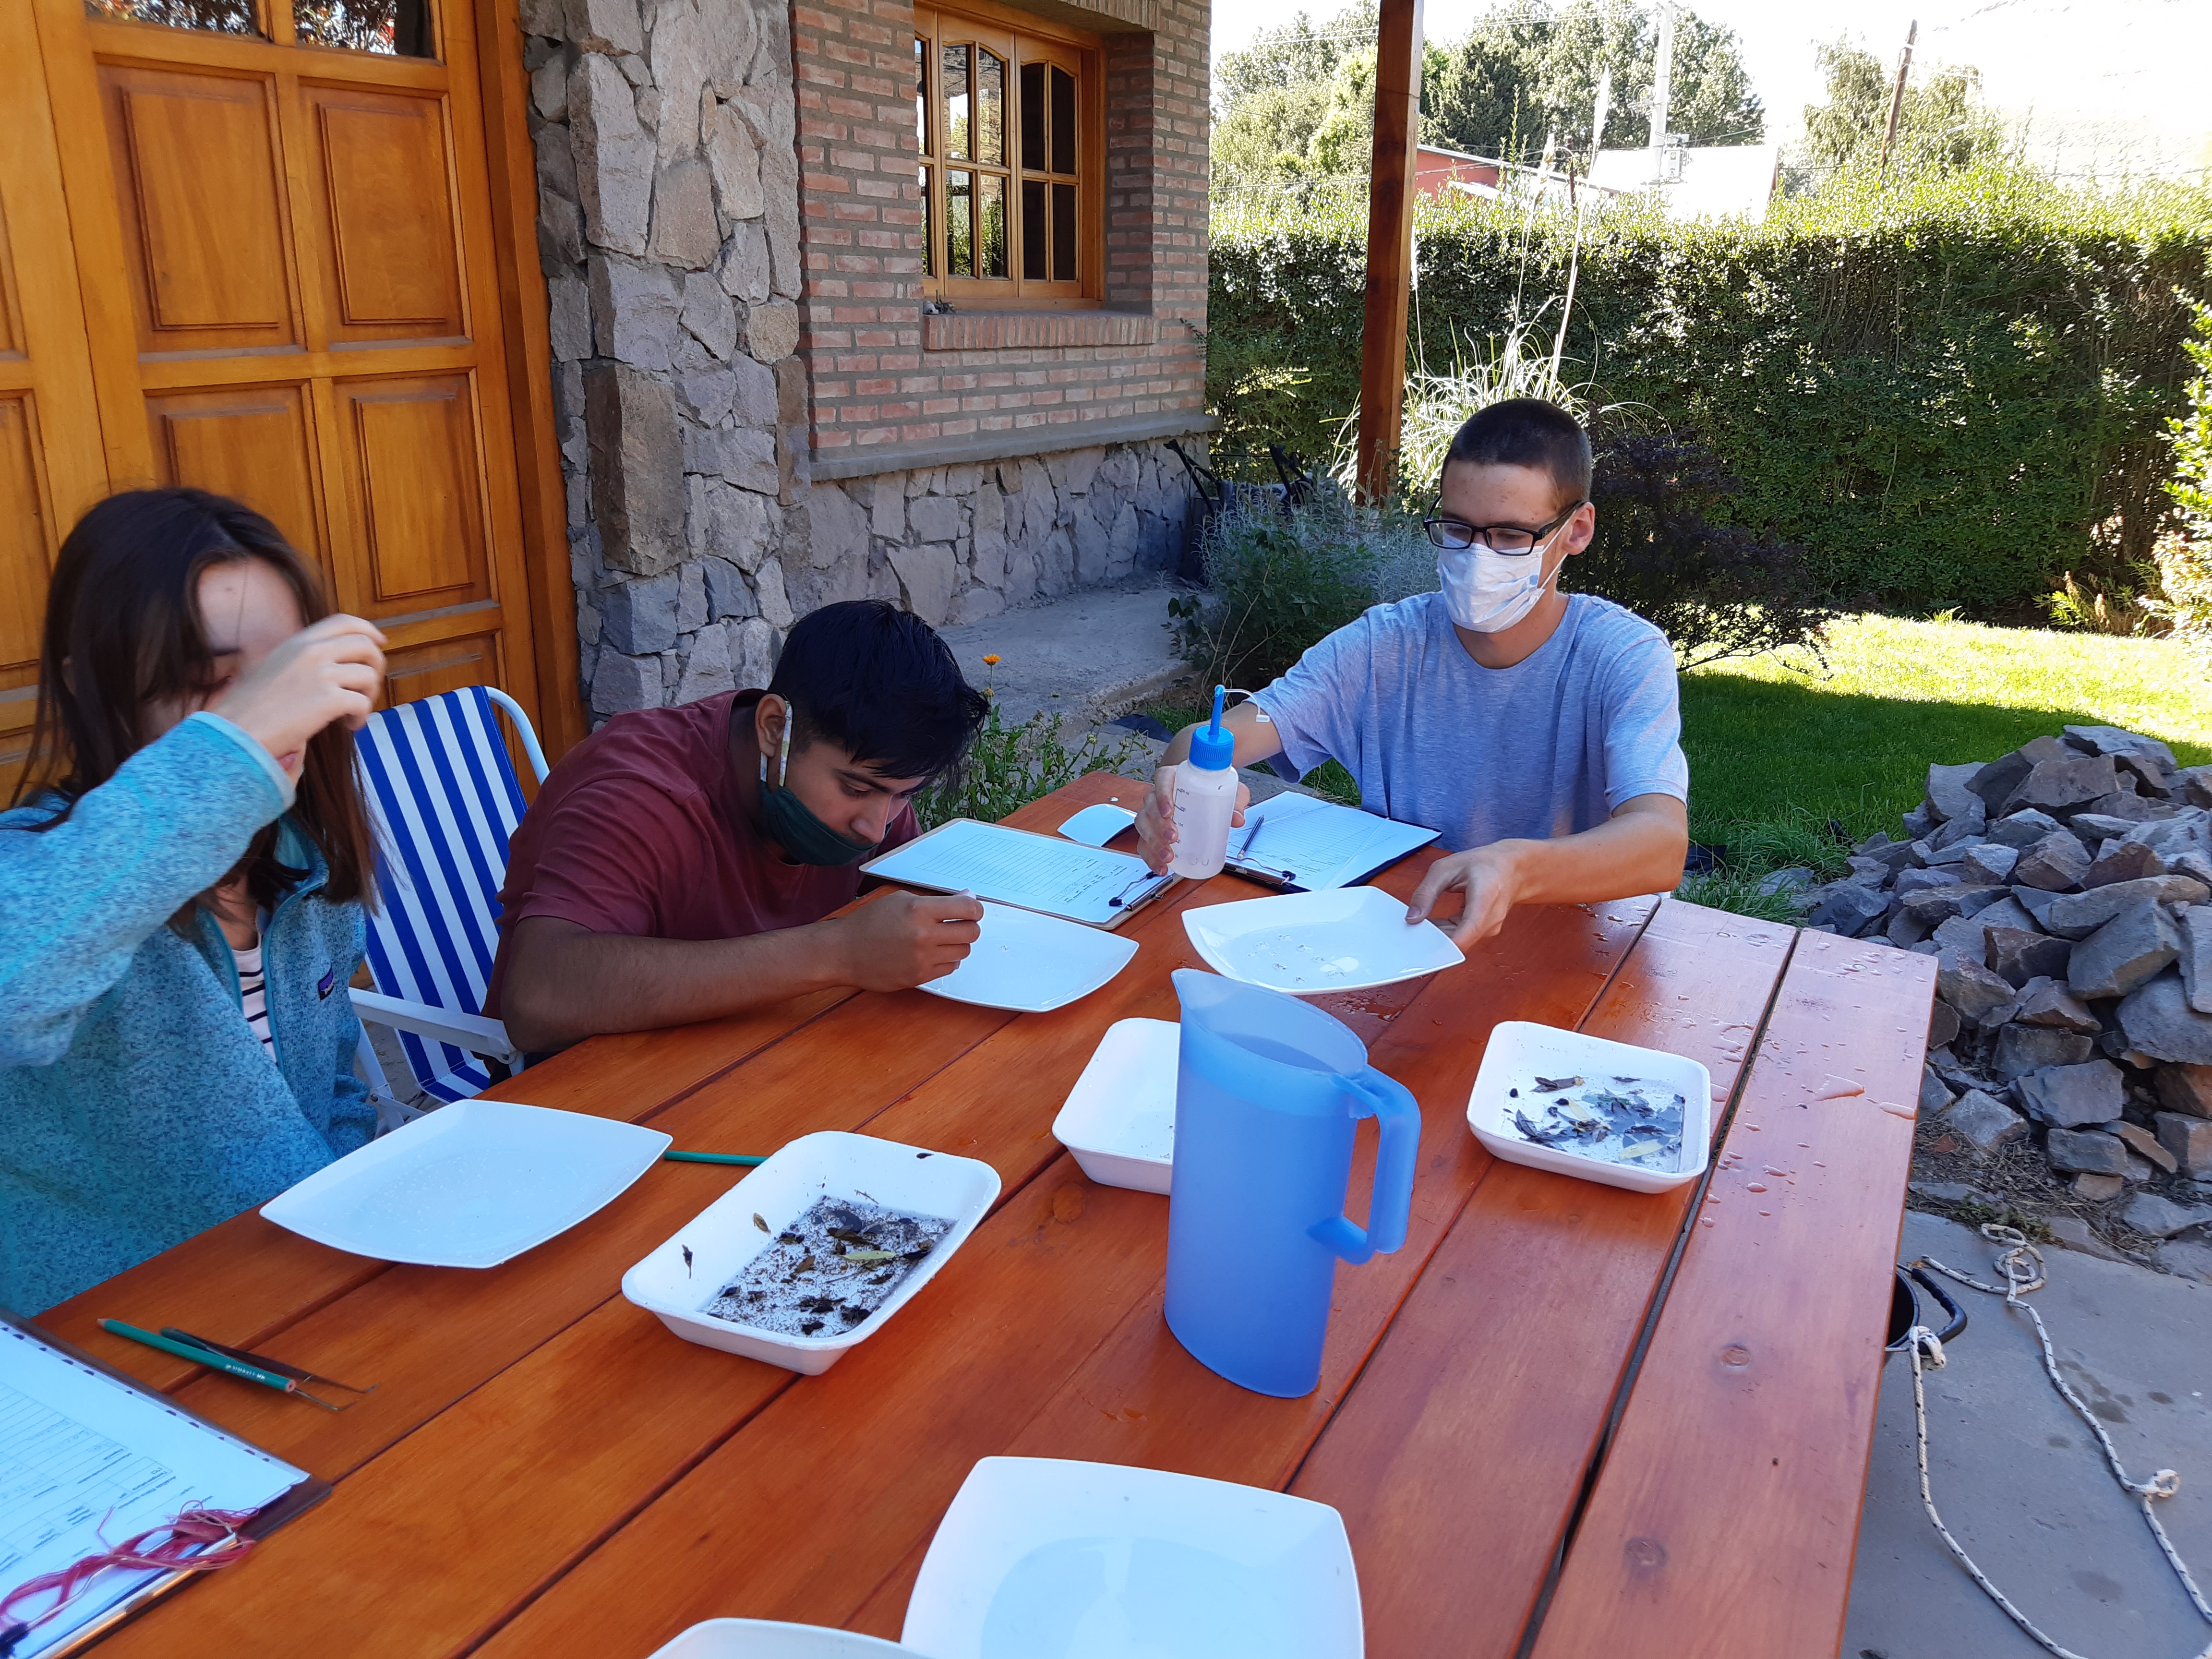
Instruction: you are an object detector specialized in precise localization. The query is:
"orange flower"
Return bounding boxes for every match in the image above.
[982,653,1000,665]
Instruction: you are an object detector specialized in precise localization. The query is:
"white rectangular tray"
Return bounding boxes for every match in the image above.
[1466,1021,1715,1194]
[1052,1017,1179,1194]
[259,1099,670,1267]
[622,1130,999,1375]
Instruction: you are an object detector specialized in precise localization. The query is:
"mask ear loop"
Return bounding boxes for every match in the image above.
[758,697,793,790]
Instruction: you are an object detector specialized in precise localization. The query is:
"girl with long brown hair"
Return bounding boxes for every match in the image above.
[0,488,387,1312]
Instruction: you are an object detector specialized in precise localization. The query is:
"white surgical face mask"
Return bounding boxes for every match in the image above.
[1437,534,1562,633]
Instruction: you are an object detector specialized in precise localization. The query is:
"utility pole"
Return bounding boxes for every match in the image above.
[1646,1,1676,186]
[1880,20,1917,171]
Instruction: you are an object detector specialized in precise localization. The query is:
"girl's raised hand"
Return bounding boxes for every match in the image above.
[209,614,386,778]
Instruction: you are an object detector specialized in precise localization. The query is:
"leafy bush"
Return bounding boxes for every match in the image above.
[1172,483,1382,689]
[917,708,1146,830]
[1208,164,2212,613]
[2156,300,2212,653]
[1576,432,1846,667]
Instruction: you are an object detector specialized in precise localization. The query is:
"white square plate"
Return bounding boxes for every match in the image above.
[1181,886,1463,996]
[1052,1018,1179,1193]
[259,1099,671,1267]
[622,1130,1000,1375]
[1465,1021,1716,1194]
[647,1619,930,1658]
[920,901,1139,1012]
[1057,802,1139,847]
[901,1457,1362,1659]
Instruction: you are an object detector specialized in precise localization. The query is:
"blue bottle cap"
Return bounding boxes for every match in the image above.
[1187,684,1234,771]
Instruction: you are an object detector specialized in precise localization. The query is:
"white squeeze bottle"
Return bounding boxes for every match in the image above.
[1170,685,1238,880]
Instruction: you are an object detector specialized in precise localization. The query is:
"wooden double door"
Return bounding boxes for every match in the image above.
[0,0,572,788]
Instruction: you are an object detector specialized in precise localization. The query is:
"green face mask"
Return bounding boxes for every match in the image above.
[757,713,879,867]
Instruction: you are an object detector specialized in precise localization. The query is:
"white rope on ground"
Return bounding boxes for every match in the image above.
[1902,1222,2212,1659]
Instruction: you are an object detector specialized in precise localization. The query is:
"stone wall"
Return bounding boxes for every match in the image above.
[524,0,1209,720]
[797,436,1202,627]
[523,0,807,716]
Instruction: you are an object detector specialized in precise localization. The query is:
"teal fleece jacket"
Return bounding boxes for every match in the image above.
[0,712,375,1312]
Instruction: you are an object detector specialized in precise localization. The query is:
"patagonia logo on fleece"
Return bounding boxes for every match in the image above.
[318,968,338,1000]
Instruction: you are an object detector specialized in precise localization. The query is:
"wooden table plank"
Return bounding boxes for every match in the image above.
[843,892,1672,1637]
[1526,929,1934,1659]
[457,898,1656,1659]
[35,775,1142,1392]
[1282,899,1795,1659]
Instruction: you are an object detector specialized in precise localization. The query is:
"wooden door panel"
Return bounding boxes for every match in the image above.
[335,372,487,613]
[100,63,298,354]
[307,87,466,340]
[147,383,325,564]
[383,630,502,706]
[0,397,53,687]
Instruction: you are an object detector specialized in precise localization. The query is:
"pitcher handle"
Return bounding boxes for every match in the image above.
[1308,1067,1421,1265]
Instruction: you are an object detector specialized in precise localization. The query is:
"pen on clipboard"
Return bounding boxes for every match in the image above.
[98,1321,348,1412]
[1227,811,1297,888]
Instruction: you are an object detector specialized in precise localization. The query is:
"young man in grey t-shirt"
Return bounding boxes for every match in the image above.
[1137,398,1690,945]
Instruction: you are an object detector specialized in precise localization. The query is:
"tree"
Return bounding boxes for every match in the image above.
[1799,36,2002,175]
[1424,2,1762,164]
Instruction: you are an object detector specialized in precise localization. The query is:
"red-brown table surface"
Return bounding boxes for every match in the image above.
[41,774,1936,1659]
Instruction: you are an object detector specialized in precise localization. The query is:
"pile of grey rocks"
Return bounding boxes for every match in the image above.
[1792,726,2212,1244]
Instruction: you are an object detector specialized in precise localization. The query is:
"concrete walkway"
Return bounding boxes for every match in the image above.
[935,578,1192,730]
[1844,1210,2212,1658]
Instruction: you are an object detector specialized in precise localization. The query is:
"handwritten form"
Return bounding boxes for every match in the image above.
[1227,793,1440,891]
[865,818,1170,926]
[0,1323,303,1658]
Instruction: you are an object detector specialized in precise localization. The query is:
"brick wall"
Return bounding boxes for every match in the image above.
[788,0,1210,456]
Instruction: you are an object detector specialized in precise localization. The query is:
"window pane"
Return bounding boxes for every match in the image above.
[84,0,259,35]
[1020,62,1046,171]
[975,49,1004,166]
[1051,180,1076,281]
[1021,179,1046,279]
[915,37,928,155]
[947,169,973,276]
[943,44,970,161]
[295,0,432,52]
[977,173,1006,278]
[920,165,933,276]
[1050,65,1076,175]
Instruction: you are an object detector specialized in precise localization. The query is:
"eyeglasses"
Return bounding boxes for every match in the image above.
[1422,498,1587,553]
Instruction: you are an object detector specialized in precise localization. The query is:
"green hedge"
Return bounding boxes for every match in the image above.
[1207,168,2212,613]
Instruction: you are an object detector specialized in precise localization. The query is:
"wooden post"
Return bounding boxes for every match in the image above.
[1355,0,1425,502]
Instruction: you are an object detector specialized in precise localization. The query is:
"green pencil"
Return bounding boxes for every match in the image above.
[662,1150,767,1166]
[99,1319,342,1411]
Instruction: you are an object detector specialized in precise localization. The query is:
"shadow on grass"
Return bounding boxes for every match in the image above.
[1679,672,2212,846]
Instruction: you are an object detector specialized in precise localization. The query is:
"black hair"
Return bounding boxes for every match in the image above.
[15,488,375,910]
[768,600,987,779]
[1442,398,1594,508]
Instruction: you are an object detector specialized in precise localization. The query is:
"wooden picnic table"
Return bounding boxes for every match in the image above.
[40,773,1937,1659]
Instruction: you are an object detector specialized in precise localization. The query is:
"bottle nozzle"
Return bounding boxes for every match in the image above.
[1208,683,1226,736]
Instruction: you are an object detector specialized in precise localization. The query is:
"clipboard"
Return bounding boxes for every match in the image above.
[862,817,1178,930]
[0,1307,330,1659]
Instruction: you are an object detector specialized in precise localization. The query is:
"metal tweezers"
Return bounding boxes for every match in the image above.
[160,1327,378,1407]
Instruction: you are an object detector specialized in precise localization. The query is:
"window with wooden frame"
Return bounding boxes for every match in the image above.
[915,2,1099,307]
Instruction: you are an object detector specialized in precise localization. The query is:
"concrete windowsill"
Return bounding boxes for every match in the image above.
[806,409,1216,482]
[923,309,1159,352]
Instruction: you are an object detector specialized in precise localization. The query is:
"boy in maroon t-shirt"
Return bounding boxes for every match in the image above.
[489,601,989,1052]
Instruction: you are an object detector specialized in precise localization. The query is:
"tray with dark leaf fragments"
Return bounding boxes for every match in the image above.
[707,1198,952,1338]
[1466,1023,1713,1195]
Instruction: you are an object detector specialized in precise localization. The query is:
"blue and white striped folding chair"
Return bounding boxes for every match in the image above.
[351,685,550,1104]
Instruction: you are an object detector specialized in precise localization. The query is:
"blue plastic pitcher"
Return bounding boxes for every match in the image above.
[1164,968,1421,1397]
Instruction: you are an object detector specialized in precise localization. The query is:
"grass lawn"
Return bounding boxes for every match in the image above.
[1677,615,2211,915]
